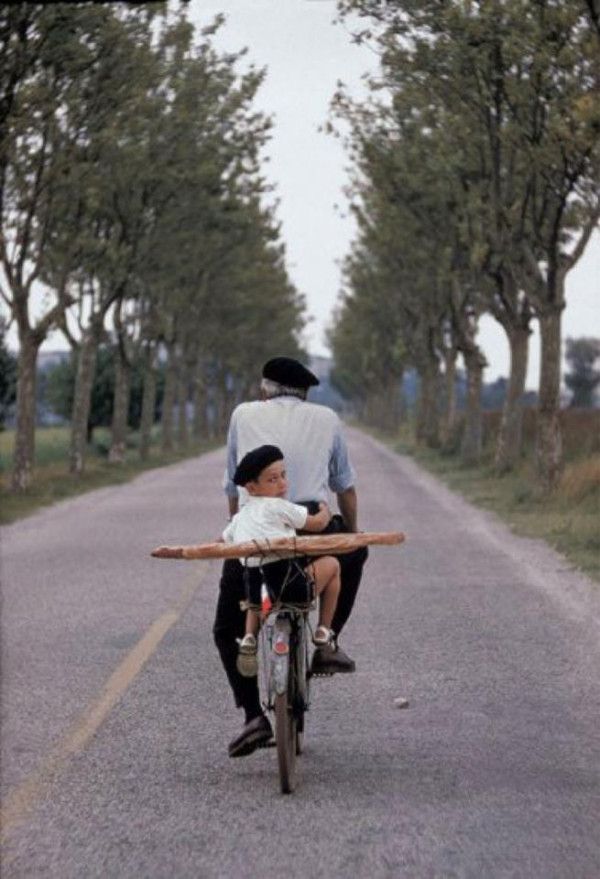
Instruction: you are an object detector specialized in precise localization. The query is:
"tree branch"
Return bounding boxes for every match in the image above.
[564,203,600,272]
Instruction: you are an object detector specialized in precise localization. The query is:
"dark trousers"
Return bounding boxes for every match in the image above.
[212,519,368,718]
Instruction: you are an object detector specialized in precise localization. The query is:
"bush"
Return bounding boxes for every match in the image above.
[480,408,600,461]
[559,456,600,503]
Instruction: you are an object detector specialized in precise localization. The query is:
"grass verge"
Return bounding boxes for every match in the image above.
[0,427,219,525]
[374,421,600,583]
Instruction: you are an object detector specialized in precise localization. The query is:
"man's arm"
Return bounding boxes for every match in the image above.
[337,486,358,532]
[224,410,239,517]
[228,495,239,518]
[328,419,357,531]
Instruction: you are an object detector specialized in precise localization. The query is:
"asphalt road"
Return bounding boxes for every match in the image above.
[1,429,599,878]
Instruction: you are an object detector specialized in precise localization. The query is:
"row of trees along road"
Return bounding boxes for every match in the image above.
[330,0,599,490]
[0,4,304,491]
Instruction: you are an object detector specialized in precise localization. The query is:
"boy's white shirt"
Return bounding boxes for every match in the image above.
[222,496,308,567]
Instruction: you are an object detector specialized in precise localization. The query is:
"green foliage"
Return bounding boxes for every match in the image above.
[564,337,600,407]
[46,347,163,436]
[332,0,600,469]
[381,408,600,580]
[1,3,305,482]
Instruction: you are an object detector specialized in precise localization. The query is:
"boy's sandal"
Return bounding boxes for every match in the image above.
[312,625,334,646]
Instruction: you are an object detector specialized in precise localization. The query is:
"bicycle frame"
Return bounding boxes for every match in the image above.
[258,602,311,793]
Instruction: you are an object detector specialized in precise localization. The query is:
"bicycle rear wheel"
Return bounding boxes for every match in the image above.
[275,691,296,793]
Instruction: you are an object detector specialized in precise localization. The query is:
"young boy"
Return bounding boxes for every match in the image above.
[222,444,341,678]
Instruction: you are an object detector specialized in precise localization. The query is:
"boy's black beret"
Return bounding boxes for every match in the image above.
[233,445,284,486]
[262,356,319,389]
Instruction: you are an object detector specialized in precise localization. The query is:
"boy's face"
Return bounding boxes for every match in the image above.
[246,459,288,499]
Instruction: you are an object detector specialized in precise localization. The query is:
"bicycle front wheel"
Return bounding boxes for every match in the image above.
[295,715,304,755]
[275,692,296,794]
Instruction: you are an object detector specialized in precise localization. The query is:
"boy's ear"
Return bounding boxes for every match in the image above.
[245,480,258,495]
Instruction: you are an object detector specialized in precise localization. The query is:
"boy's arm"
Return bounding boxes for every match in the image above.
[302,501,331,533]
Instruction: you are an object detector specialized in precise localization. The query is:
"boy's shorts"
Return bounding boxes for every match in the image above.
[244,556,314,606]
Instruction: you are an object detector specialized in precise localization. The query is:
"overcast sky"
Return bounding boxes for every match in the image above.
[13,0,599,388]
[189,0,599,387]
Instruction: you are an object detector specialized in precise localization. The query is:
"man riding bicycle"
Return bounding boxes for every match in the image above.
[213,355,368,758]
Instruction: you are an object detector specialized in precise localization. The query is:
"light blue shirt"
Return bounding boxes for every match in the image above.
[223,396,356,504]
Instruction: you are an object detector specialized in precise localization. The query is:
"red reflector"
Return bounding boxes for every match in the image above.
[274,641,289,655]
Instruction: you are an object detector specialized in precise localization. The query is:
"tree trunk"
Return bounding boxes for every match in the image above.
[108,348,131,463]
[214,375,230,436]
[69,327,100,475]
[416,362,440,448]
[536,309,563,491]
[10,334,40,491]
[161,346,177,453]
[461,350,484,465]
[176,370,189,449]
[382,374,403,431]
[192,367,207,442]
[441,348,458,448]
[494,325,529,473]
[139,344,157,461]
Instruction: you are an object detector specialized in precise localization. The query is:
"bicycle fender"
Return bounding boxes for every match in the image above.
[271,619,291,696]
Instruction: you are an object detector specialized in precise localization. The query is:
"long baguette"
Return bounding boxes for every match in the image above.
[151,531,405,560]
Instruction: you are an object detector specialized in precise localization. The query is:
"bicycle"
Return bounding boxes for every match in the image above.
[254,558,313,794]
[151,530,405,792]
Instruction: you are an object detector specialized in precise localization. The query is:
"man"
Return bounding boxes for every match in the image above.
[213,355,368,758]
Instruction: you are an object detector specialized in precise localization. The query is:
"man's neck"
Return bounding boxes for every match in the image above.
[264,391,305,402]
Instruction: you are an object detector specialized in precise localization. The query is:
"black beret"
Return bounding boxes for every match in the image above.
[233,444,284,486]
[262,356,319,388]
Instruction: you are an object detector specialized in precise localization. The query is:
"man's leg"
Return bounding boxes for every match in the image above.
[331,545,369,635]
[213,559,272,755]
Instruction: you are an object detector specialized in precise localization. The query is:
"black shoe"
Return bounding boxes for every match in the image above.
[228,715,273,758]
[310,643,356,676]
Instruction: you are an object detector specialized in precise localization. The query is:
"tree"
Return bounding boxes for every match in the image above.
[0,316,16,428]
[46,347,159,443]
[0,5,161,487]
[564,337,600,407]
[338,0,600,487]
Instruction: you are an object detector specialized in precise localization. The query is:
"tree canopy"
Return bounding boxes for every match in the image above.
[0,4,306,485]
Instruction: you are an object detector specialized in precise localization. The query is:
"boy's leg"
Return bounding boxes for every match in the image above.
[245,608,260,637]
[309,556,341,631]
[237,609,259,678]
[307,558,354,674]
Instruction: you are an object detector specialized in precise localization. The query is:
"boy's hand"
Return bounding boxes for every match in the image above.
[316,501,332,529]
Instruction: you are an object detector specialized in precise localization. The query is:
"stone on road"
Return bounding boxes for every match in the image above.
[1,430,599,877]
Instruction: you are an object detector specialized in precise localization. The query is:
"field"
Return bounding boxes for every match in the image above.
[387,408,600,582]
[0,427,217,524]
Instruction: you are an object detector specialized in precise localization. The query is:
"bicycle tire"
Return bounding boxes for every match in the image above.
[294,650,307,756]
[275,692,296,793]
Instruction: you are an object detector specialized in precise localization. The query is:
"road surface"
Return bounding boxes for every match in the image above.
[1,429,599,877]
